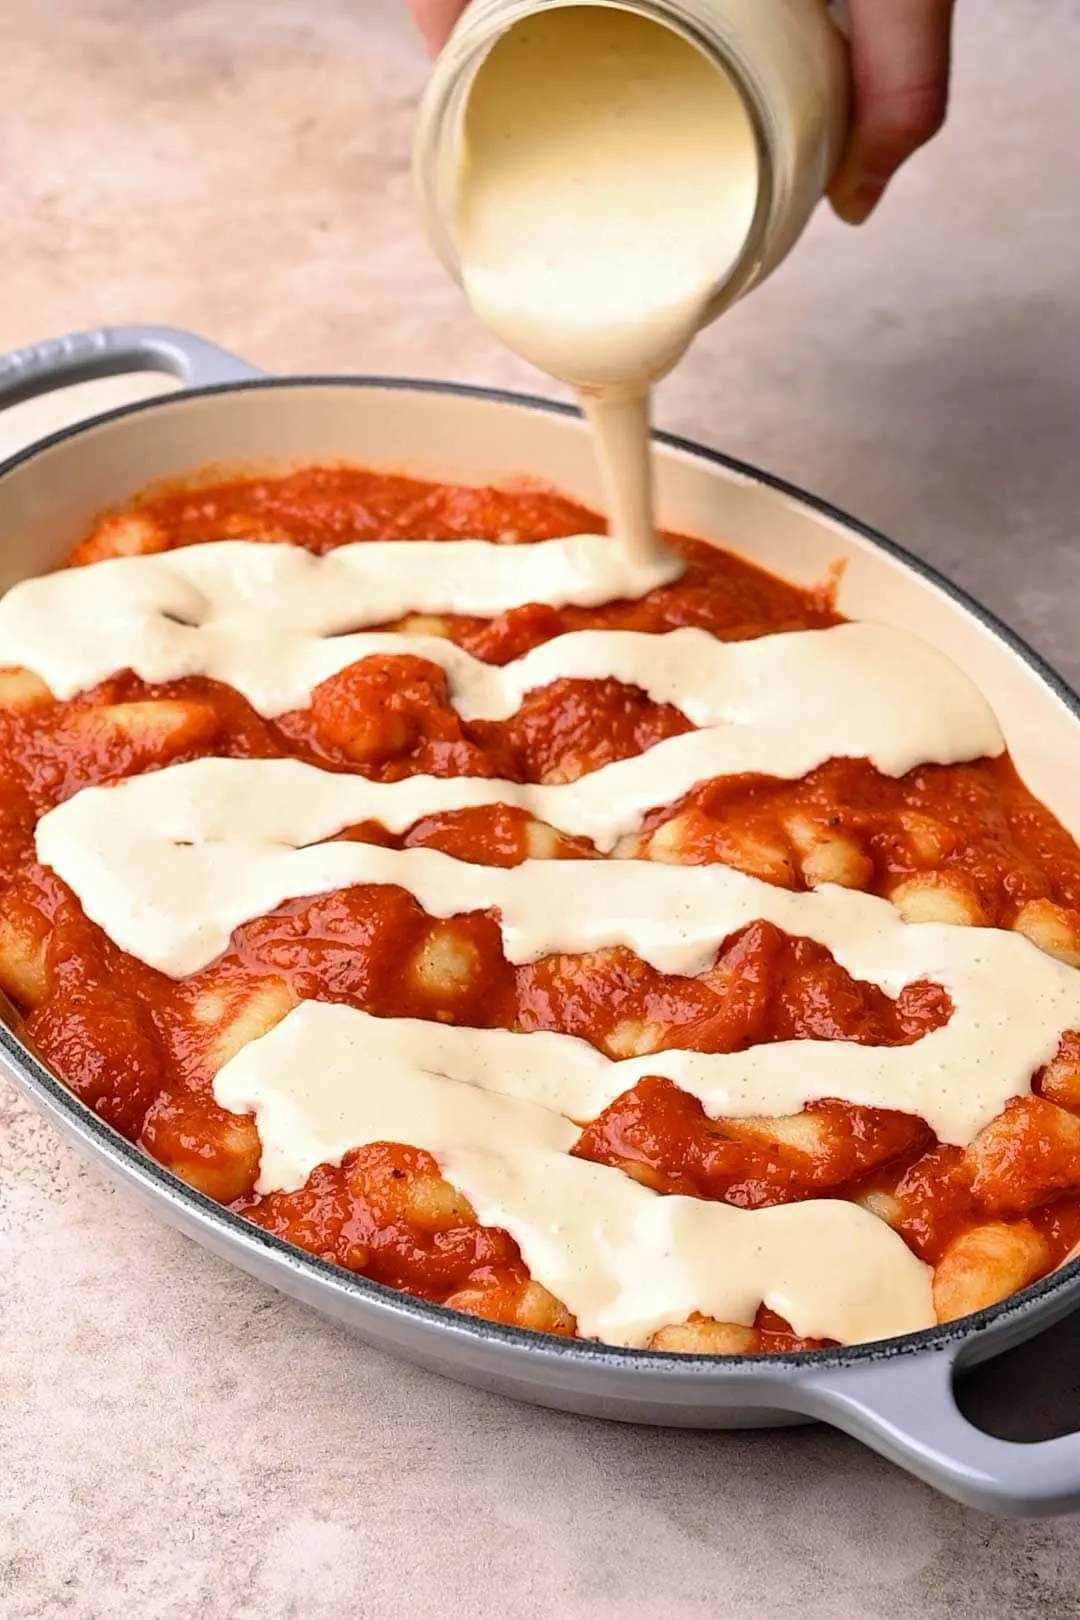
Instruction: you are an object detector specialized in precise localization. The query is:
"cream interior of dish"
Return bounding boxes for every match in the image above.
[4,532,1079,1347]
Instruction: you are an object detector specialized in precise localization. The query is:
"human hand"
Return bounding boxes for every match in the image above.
[406,0,955,225]
[829,0,955,223]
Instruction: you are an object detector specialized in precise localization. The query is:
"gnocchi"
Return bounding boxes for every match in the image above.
[933,1221,1049,1322]
[10,462,1080,1356]
[889,871,987,927]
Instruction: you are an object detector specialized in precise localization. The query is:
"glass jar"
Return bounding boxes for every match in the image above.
[414,0,850,332]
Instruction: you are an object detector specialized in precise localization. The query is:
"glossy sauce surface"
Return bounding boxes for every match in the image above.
[4,467,1080,1351]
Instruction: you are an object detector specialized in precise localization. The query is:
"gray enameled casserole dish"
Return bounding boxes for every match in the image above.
[1,323,1078,1518]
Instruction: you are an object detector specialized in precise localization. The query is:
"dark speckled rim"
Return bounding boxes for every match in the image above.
[2,367,1080,1381]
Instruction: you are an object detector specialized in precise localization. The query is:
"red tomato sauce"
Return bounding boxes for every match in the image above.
[1,465,1078,1351]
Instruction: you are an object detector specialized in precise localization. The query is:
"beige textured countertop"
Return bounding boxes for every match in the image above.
[3,2,1080,1615]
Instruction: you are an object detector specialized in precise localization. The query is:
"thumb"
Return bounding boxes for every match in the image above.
[830,0,955,224]
[409,0,470,55]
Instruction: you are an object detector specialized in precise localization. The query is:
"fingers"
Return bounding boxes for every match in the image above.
[409,0,470,55]
[829,0,955,225]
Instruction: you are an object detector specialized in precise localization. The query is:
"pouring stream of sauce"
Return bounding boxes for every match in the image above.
[456,6,760,564]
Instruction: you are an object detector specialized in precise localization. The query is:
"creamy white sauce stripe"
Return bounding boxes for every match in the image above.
[0,537,680,713]
[36,756,1080,1146]
[32,624,1000,855]
[0,543,1003,772]
[5,548,1005,853]
[213,1000,935,1346]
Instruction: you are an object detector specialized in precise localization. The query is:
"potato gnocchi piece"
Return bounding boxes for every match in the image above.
[895,811,957,867]
[168,1111,263,1204]
[965,1096,1080,1214]
[1013,899,1080,968]
[605,1017,665,1059]
[0,667,52,709]
[514,1280,576,1334]
[68,699,220,758]
[443,1276,575,1335]
[539,757,586,787]
[0,908,50,1008]
[335,707,412,767]
[721,1110,832,1159]
[394,613,452,638]
[855,1188,904,1227]
[190,988,230,1028]
[208,979,299,1071]
[216,513,293,543]
[1040,1040,1080,1112]
[933,1220,1049,1322]
[648,809,795,887]
[523,818,585,861]
[649,1318,760,1355]
[645,812,707,865]
[610,831,646,860]
[68,511,167,565]
[889,871,987,927]
[410,923,481,1001]
[784,813,873,891]
[402,1172,477,1231]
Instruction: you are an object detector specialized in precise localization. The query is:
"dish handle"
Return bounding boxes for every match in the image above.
[0,324,264,410]
[797,1343,1080,1517]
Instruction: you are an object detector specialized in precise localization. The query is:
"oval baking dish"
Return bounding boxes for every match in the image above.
[1,323,1078,1517]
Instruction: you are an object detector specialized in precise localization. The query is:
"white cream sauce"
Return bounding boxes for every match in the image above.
[0,535,680,711]
[214,1000,934,1347]
[0,543,1002,779]
[456,6,760,565]
[37,755,1080,1147]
